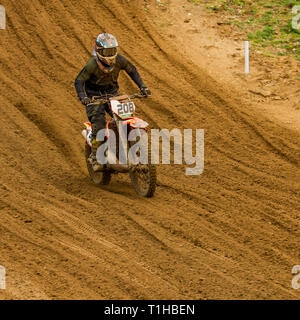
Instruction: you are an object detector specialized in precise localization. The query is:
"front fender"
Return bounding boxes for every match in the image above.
[124,117,149,129]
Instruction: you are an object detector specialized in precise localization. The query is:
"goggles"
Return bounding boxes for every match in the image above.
[96,47,117,57]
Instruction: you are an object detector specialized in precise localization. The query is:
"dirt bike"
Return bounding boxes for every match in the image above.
[81,93,156,198]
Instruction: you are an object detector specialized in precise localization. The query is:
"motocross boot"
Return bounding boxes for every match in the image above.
[88,139,104,171]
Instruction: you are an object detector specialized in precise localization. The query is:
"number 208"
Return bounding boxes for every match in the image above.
[117,102,134,115]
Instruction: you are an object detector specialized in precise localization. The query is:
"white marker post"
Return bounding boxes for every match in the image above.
[0,5,5,30]
[292,5,300,31]
[245,41,249,75]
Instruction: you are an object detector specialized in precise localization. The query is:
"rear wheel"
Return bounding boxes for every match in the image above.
[129,130,156,197]
[85,143,111,185]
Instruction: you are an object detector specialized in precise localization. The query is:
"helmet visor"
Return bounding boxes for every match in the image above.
[96,47,117,57]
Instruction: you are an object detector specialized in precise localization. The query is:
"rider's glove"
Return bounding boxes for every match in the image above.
[140,86,151,97]
[80,96,91,105]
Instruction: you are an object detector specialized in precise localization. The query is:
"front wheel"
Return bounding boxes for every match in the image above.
[129,131,156,197]
[130,164,156,197]
[85,143,111,185]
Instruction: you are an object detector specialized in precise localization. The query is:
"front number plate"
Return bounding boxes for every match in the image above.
[111,100,135,117]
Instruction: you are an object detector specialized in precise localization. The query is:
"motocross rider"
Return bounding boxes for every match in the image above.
[75,33,151,170]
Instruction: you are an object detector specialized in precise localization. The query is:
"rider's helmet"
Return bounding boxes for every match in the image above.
[93,33,118,73]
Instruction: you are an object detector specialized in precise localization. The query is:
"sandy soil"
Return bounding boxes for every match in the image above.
[0,0,299,299]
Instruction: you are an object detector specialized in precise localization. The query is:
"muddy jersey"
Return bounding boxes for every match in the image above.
[75,54,145,97]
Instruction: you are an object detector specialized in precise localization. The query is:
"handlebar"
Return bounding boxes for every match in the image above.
[87,92,148,106]
[129,93,146,99]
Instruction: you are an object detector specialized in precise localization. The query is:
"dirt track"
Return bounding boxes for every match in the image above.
[0,0,300,299]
